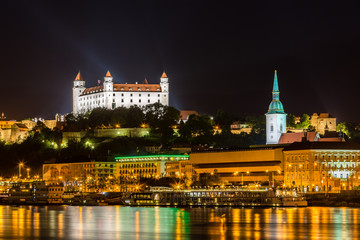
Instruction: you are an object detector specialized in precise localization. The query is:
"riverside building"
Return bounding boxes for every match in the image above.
[115,154,190,179]
[72,71,169,114]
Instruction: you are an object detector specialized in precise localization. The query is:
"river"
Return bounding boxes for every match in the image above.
[0,206,359,239]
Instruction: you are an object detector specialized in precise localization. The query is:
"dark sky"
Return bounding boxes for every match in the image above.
[1,1,360,122]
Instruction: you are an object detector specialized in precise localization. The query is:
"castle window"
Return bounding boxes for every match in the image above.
[148,99,150,103]
[130,99,133,103]
[139,99,141,103]
[121,93,124,97]
[280,124,283,132]
[139,94,141,97]
[121,99,124,103]
[148,94,150,97]
[113,94,115,96]
[158,94,160,97]
[130,94,133,97]
[270,125,274,132]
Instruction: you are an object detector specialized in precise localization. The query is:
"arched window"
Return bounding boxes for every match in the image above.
[270,124,274,132]
[280,124,283,132]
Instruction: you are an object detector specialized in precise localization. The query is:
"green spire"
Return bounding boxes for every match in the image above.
[272,70,279,100]
[267,70,285,114]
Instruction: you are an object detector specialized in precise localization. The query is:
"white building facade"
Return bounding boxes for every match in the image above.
[72,71,169,114]
[266,70,287,144]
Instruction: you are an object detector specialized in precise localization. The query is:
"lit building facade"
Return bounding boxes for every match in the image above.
[166,160,194,178]
[266,70,287,144]
[42,162,116,182]
[72,71,169,114]
[310,113,337,135]
[115,155,189,178]
[283,142,360,192]
[190,148,285,186]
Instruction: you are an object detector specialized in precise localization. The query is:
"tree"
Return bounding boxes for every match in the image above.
[214,109,232,133]
[337,122,358,139]
[245,115,266,134]
[299,114,311,129]
[143,103,180,144]
[178,114,214,142]
[286,114,297,128]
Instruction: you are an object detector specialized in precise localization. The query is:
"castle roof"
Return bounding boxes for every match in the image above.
[267,70,285,114]
[75,71,84,81]
[81,83,161,95]
[105,71,112,77]
[161,72,168,78]
[113,84,161,92]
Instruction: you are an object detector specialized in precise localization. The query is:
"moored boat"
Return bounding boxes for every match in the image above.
[123,187,307,207]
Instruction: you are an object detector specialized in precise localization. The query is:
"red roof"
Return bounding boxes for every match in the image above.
[75,72,84,81]
[82,85,104,94]
[105,71,112,77]
[113,84,161,92]
[81,84,161,95]
[161,72,168,78]
[180,110,199,120]
[278,132,318,144]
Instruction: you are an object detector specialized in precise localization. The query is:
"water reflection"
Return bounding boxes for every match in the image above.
[0,206,359,239]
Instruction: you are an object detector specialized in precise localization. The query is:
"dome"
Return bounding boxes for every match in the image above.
[268,100,284,114]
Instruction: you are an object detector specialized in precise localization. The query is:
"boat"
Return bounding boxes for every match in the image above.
[123,187,307,207]
[8,181,48,205]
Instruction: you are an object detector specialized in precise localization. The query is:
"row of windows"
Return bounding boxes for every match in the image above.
[119,169,157,174]
[120,163,158,168]
[80,93,164,100]
[287,155,360,161]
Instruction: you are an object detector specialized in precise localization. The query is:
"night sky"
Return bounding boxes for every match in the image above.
[1,1,360,122]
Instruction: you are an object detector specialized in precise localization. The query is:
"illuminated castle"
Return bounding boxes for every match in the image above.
[266,70,287,144]
[72,71,169,114]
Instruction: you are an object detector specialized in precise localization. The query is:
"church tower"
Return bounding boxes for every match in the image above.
[266,70,287,144]
[73,71,85,114]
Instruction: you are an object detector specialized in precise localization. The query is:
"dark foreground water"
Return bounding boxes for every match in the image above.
[0,206,359,240]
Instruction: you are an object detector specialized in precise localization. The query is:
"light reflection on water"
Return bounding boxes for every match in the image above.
[0,206,359,239]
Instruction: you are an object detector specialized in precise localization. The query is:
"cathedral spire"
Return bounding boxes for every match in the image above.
[267,70,284,114]
[272,70,279,100]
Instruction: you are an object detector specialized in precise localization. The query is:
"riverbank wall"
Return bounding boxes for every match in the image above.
[306,191,360,207]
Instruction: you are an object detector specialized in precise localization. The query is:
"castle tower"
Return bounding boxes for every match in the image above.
[103,70,114,91]
[103,70,114,109]
[73,71,85,114]
[160,71,169,105]
[265,70,287,144]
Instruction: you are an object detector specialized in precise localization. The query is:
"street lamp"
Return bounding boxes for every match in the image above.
[18,163,23,179]
[26,168,30,179]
